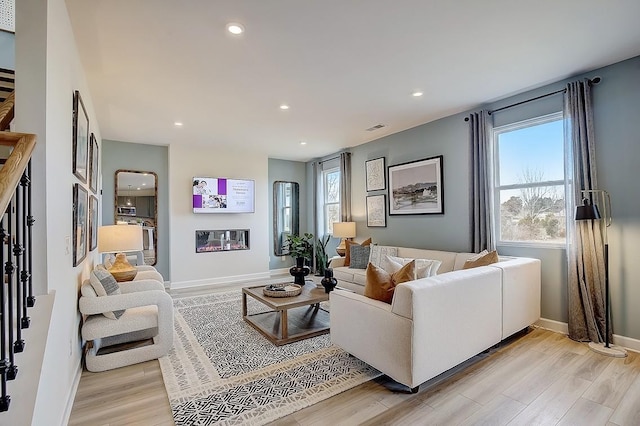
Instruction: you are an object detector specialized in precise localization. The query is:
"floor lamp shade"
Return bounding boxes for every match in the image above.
[98,225,144,282]
[333,222,356,256]
[574,190,626,358]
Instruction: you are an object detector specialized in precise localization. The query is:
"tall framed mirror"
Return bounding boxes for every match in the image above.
[273,181,299,256]
[115,170,158,265]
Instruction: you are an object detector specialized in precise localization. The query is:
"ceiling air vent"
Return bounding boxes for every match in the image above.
[365,124,387,132]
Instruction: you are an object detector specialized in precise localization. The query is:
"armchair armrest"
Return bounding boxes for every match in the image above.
[79,289,172,316]
[136,265,157,272]
[119,279,165,293]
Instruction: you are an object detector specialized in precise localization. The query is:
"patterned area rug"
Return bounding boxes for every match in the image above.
[158,289,380,425]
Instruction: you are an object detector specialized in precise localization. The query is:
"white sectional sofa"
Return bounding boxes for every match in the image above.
[329,247,541,391]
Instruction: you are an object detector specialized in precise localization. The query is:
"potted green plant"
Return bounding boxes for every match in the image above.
[285,233,314,285]
[315,234,331,276]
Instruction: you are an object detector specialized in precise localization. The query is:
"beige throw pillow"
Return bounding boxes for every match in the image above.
[463,250,499,269]
[364,260,415,304]
[382,255,442,279]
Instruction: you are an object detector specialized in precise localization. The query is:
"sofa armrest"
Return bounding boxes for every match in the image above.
[329,256,345,268]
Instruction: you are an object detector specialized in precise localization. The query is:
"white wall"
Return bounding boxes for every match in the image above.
[14,0,102,424]
[169,144,270,287]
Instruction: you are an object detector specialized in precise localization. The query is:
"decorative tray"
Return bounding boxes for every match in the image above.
[263,283,302,298]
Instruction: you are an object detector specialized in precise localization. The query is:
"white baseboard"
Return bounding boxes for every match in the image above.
[62,363,83,425]
[535,317,640,353]
[269,267,291,276]
[170,271,271,289]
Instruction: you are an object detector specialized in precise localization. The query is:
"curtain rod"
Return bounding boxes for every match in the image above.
[464,76,601,121]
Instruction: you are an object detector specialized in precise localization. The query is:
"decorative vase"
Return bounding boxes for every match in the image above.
[289,257,310,285]
[321,268,338,293]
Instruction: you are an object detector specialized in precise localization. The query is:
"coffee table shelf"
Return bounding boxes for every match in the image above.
[242,281,329,346]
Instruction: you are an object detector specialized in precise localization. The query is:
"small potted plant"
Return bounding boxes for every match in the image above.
[285,233,314,285]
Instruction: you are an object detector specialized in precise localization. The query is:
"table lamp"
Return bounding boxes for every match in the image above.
[333,221,356,256]
[98,224,143,282]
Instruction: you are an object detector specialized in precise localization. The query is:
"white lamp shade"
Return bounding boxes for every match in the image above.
[333,221,356,238]
[98,225,143,253]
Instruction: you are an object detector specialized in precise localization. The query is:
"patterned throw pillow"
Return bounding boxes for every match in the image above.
[349,245,371,269]
[344,238,372,266]
[382,255,442,279]
[364,260,415,304]
[463,250,499,269]
[89,268,125,320]
[368,245,398,268]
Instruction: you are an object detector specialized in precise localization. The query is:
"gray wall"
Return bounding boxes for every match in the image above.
[0,31,14,69]
[102,140,170,280]
[342,55,640,340]
[268,158,308,270]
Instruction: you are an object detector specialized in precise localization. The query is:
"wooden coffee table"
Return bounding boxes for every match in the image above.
[242,281,330,346]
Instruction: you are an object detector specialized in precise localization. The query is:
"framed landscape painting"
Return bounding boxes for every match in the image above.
[88,134,99,193]
[73,90,89,183]
[365,157,386,191]
[73,183,89,266]
[366,194,386,227]
[89,195,98,251]
[388,155,444,215]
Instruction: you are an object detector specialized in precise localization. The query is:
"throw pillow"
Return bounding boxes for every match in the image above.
[344,237,372,267]
[364,260,415,304]
[382,255,442,279]
[368,245,399,268]
[349,245,371,269]
[89,268,125,320]
[463,250,499,269]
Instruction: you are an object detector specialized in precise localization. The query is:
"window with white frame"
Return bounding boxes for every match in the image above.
[493,112,566,246]
[323,168,340,234]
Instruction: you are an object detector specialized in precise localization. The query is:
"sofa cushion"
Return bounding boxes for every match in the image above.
[463,250,499,269]
[349,245,371,269]
[369,245,399,267]
[344,238,372,267]
[383,255,442,279]
[90,267,125,320]
[333,267,355,283]
[364,261,415,304]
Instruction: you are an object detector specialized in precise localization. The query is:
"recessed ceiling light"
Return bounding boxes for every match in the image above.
[142,183,146,186]
[412,91,423,97]
[137,187,141,190]
[227,23,245,35]
[300,141,307,145]
[174,122,183,127]
[280,104,290,110]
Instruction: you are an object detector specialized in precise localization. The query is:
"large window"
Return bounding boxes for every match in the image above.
[493,112,566,246]
[323,168,340,234]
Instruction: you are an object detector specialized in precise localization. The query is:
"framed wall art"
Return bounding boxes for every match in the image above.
[388,155,444,215]
[89,195,99,251]
[366,194,386,227]
[88,133,99,193]
[365,157,386,191]
[73,90,89,183]
[73,183,89,266]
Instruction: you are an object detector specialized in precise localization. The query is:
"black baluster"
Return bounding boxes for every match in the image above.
[0,213,11,411]
[26,162,35,308]
[20,171,30,329]
[13,190,24,353]
[5,203,17,381]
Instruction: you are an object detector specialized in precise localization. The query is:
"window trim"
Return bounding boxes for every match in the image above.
[322,167,340,235]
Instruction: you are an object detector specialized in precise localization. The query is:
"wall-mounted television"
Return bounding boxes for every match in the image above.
[193,177,255,213]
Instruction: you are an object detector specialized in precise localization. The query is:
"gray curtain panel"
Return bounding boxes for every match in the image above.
[468,111,495,253]
[339,151,352,222]
[564,79,608,343]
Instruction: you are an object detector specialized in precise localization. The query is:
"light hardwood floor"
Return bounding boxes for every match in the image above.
[69,289,640,425]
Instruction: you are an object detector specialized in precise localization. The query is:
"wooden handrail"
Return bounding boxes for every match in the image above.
[0,132,37,216]
[0,91,15,131]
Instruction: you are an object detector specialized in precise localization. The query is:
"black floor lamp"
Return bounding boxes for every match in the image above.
[575,189,627,358]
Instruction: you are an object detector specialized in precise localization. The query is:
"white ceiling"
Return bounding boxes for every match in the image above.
[65,0,640,162]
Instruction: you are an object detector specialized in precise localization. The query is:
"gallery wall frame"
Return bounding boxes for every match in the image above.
[366,194,386,227]
[72,90,89,183]
[73,183,88,266]
[89,195,98,251]
[388,155,444,215]
[365,157,386,192]
[89,133,99,193]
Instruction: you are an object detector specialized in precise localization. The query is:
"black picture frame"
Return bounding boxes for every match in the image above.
[88,133,99,193]
[366,194,387,227]
[73,90,89,183]
[73,183,89,266]
[388,155,444,215]
[89,195,98,251]
[365,157,386,191]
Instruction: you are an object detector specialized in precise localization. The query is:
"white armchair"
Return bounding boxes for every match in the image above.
[79,278,174,372]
